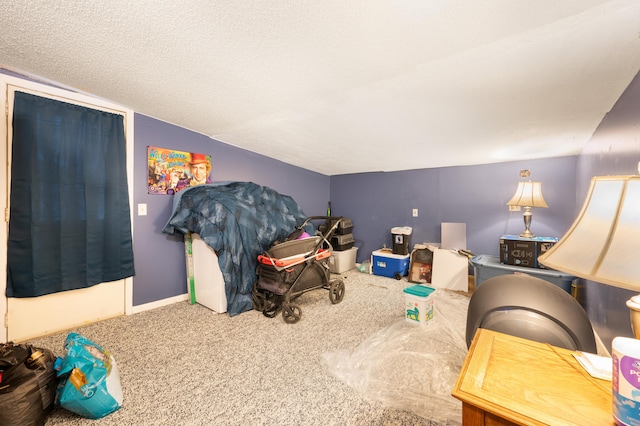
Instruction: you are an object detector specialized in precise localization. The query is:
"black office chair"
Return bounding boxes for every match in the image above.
[466,274,597,353]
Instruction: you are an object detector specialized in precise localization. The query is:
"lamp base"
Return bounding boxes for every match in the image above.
[519,230,535,239]
[626,295,640,339]
[519,206,536,239]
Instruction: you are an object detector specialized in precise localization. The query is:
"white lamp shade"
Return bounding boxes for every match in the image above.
[538,175,640,291]
[506,181,549,208]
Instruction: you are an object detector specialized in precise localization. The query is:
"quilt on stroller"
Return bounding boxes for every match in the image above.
[252,216,347,323]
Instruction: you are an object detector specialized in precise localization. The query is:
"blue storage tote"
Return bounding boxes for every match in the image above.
[471,254,576,294]
[372,249,410,279]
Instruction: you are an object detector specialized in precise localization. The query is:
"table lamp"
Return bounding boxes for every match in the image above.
[507,181,549,238]
[538,175,640,338]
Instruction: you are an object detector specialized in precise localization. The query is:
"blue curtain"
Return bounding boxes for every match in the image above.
[7,92,135,297]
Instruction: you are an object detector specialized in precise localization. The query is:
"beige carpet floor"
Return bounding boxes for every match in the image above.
[28,269,470,425]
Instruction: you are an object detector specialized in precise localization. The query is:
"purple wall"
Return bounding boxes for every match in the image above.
[7,66,640,346]
[132,114,329,305]
[575,71,640,349]
[329,156,578,263]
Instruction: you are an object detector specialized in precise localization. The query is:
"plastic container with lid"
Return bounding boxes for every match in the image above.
[403,284,436,325]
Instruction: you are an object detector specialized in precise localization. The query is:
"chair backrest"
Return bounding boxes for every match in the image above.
[466,274,597,353]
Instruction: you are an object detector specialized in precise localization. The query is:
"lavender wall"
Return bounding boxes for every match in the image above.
[575,71,640,349]
[132,114,329,305]
[329,156,578,263]
[7,65,640,346]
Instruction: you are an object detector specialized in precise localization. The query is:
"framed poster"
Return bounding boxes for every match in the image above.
[147,146,212,195]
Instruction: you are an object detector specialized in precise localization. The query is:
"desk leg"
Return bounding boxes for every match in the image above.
[461,402,520,426]
[461,402,486,426]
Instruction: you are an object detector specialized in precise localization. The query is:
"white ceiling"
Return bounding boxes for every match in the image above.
[1,1,639,176]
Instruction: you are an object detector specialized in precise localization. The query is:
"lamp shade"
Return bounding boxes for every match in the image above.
[506,181,549,208]
[538,175,640,291]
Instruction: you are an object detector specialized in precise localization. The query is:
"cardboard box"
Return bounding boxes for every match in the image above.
[431,248,468,292]
[409,245,434,283]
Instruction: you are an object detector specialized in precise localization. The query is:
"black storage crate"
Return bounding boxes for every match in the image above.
[499,234,558,268]
[330,233,354,251]
[319,218,354,235]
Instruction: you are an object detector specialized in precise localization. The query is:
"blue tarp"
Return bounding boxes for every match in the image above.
[162,182,310,316]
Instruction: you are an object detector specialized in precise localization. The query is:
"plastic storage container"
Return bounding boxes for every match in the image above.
[372,249,410,279]
[391,226,412,255]
[330,233,355,251]
[471,254,575,294]
[329,247,358,273]
[320,218,354,235]
[403,285,436,325]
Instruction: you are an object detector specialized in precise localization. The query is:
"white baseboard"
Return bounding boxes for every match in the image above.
[131,293,189,315]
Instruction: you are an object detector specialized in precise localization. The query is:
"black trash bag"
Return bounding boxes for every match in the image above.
[0,342,58,426]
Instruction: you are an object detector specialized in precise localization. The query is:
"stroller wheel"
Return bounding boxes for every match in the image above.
[262,301,280,318]
[282,302,302,324]
[252,286,265,312]
[329,279,345,304]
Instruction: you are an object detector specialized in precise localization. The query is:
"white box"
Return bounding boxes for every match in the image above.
[329,247,358,273]
[431,248,468,292]
[190,233,227,313]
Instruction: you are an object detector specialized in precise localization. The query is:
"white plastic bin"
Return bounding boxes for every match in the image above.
[329,247,358,273]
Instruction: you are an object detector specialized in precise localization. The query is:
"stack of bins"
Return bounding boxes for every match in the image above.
[327,218,357,273]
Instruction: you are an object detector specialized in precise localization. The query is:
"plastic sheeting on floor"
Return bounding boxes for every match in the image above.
[322,290,470,425]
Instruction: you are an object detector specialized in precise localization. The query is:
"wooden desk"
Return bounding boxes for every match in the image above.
[452,329,614,425]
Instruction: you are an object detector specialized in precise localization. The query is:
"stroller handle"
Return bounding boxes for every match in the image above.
[296,216,346,255]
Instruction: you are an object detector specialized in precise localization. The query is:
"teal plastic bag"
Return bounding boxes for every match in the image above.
[55,333,123,419]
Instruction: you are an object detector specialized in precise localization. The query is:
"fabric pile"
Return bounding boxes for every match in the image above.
[163,181,310,316]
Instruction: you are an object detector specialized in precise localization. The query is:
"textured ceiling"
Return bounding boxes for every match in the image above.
[1,1,640,175]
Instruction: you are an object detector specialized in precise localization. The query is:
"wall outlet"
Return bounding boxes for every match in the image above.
[412,208,418,217]
[509,205,521,212]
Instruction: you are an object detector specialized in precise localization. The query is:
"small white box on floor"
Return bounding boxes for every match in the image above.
[403,285,436,325]
[329,247,358,273]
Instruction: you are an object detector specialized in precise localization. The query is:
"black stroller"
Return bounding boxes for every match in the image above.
[252,216,346,323]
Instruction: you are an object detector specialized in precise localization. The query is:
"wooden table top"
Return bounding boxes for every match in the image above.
[452,329,615,426]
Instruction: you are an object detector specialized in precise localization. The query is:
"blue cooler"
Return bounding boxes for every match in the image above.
[372,249,410,279]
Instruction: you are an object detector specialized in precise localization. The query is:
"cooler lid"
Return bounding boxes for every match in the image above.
[403,284,435,297]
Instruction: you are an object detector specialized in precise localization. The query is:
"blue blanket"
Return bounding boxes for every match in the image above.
[162,182,310,316]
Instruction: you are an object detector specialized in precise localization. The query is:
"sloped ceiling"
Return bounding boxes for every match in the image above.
[1,1,639,175]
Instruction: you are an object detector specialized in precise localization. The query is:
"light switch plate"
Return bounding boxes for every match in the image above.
[138,203,147,216]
